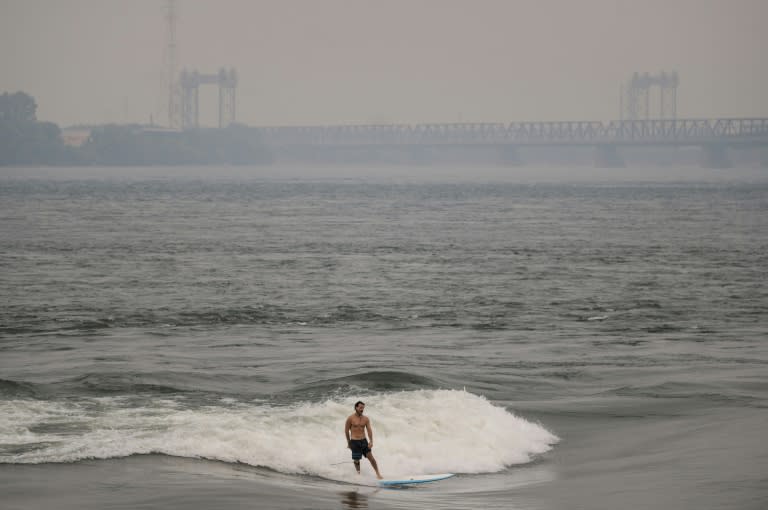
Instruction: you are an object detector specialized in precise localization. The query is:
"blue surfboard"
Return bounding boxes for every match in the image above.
[377,473,455,487]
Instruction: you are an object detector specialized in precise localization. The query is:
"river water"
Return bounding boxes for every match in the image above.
[1,164,766,509]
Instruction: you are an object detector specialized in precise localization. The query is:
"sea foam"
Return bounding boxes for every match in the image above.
[0,390,558,481]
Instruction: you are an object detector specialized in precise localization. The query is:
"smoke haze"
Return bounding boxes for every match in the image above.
[1,0,766,127]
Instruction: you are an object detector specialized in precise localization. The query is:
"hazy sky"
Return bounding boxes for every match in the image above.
[1,0,766,127]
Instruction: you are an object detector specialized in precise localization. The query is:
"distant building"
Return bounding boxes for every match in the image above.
[61,127,92,147]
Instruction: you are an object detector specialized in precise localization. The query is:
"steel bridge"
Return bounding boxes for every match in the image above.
[254,118,768,148]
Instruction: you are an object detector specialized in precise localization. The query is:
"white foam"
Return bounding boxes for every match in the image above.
[0,390,558,481]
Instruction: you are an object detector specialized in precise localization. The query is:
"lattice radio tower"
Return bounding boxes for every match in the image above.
[621,71,679,121]
[165,0,180,128]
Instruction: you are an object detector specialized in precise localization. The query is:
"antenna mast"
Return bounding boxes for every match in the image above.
[165,0,179,128]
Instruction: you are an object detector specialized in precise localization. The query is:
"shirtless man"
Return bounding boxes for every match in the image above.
[344,401,383,479]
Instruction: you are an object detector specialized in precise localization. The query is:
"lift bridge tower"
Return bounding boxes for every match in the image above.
[179,68,238,129]
[621,71,679,120]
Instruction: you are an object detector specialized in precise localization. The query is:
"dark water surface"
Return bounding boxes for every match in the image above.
[1,165,767,509]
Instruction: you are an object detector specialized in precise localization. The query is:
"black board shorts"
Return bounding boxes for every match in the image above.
[349,439,370,461]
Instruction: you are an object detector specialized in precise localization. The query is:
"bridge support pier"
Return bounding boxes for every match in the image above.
[306,146,332,163]
[760,148,768,168]
[497,145,521,166]
[700,143,731,169]
[593,144,625,168]
[409,146,431,165]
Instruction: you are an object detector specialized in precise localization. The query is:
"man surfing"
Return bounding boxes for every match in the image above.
[344,401,383,479]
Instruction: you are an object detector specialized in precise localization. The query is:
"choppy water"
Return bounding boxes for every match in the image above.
[1,165,767,510]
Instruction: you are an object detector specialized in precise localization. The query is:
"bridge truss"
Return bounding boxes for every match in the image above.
[255,118,768,148]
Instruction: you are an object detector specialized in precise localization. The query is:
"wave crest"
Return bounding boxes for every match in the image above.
[0,389,558,480]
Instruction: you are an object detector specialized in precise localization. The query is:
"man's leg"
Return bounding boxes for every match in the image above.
[365,452,382,479]
[351,441,362,474]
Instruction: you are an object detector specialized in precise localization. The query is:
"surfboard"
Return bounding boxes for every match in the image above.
[377,473,455,487]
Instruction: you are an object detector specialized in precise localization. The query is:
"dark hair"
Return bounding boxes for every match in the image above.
[354,401,365,409]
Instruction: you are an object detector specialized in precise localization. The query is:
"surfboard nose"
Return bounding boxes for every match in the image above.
[377,473,455,487]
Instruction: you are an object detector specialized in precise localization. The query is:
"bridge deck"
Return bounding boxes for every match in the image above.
[254,118,768,147]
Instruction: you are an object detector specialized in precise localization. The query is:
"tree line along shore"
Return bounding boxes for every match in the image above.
[0,91,272,167]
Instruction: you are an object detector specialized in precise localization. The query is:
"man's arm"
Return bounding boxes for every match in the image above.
[365,419,373,447]
[344,417,351,446]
